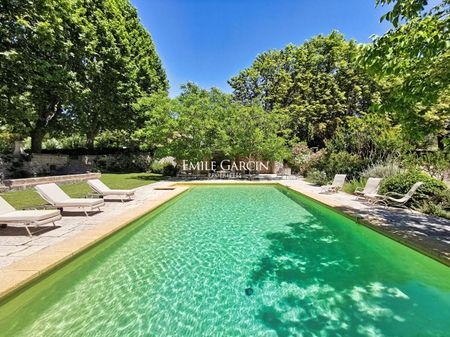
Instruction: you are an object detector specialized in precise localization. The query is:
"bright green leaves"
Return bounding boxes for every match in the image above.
[0,0,167,151]
[376,0,430,26]
[134,83,288,161]
[365,0,450,142]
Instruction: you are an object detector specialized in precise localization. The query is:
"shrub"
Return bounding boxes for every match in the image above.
[290,142,313,174]
[301,150,325,175]
[305,169,328,185]
[150,159,178,176]
[0,131,16,153]
[418,202,450,220]
[342,178,367,194]
[42,138,63,150]
[323,151,367,179]
[94,153,152,173]
[162,164,178,177]
[403,151,450,181]
[361,159,403,178]
[379,170,450,208]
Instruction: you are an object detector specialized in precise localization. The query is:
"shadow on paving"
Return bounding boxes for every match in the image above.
[336,204,450,260]
[0,225,60,237]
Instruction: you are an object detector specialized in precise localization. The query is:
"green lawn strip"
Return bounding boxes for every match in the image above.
[0,173,163,209]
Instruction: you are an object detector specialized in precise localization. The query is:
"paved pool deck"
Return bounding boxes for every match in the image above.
[0,179,449,300]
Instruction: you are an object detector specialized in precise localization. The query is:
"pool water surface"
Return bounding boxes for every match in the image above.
[0,185,449,336]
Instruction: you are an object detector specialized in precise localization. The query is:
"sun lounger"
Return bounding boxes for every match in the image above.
[321,174,346,193]
[375,181,424,208]
[87,179,135,202]
[0,197,61,236]
[35,183,105,216]
[355,177,382,202]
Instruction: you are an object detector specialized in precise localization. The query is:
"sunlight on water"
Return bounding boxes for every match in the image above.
[0,186,449,337]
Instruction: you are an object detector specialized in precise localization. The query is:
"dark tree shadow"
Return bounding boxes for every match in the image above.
[129,174,165,181]
[247,215,447,336]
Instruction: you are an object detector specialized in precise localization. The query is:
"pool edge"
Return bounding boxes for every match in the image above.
[281,184,450,268]
[1,181,447,303]
[0,185,189,302]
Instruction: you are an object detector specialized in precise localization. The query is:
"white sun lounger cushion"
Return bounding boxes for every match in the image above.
[0,209,61,222]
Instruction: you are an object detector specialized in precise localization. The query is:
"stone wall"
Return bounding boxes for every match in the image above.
[2,172,101,191]
[0,153,152,179]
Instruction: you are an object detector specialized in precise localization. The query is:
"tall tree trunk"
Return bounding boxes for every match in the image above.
[86,133,95,150]
[86,124,98,150]
[30,101,60,153]
[30,126,45,153]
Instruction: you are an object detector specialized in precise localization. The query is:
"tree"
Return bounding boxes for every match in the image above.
[0,0,84,152]
[73,0,168,149]
[134,83,288,161]
[363,0,450,142]
[229,31,381,147]
[0,0,167,152]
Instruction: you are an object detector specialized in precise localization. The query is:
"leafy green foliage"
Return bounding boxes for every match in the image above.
[305,169,328,185]
[301,149,367,181]
[379,169,450,207]
[376,0,432,26]
[403,151,450,180]
[301,114,404,180]
[342,178,367,194]
[364,0,450,141]
[0,0,84,151]
[135,83,289,161]
[150,160,176,175]
[93,153,152,173]
[0,127,17,153]
[229,32,381,146]
[325,113,406,163]
[289,142,313,174]
[322,151,368,179]
[0,0,167,152]
[418,201,450,220]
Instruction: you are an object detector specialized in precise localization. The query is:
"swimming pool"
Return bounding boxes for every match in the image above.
[0,185,449,336]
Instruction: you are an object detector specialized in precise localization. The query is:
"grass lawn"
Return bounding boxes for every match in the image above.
[0,173,163,209]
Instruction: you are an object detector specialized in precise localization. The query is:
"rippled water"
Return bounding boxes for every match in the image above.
[0,185,449,337]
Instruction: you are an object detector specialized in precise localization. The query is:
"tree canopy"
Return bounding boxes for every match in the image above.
[134,83,289,161]
[363,0,450,142]
[229,31,382,147]
[0,0,167,152]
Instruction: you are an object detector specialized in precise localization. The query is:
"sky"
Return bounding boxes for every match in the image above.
[131,0,392,97]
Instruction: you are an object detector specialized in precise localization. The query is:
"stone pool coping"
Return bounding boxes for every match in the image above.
[0,184,189,301]
[1,179,448,302]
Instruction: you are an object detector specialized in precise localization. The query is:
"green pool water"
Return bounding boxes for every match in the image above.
[0,185,449,337]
